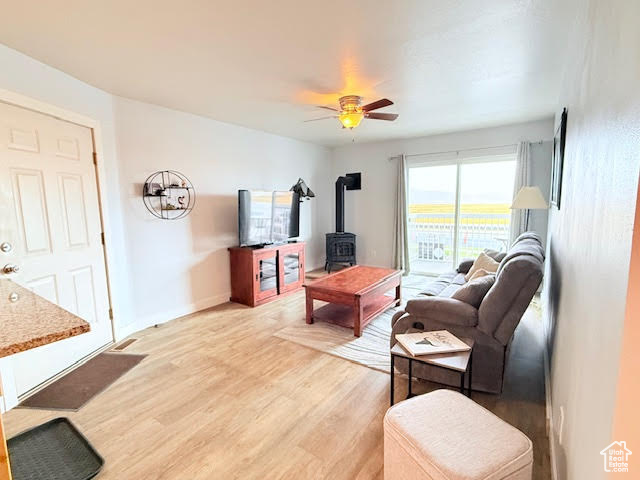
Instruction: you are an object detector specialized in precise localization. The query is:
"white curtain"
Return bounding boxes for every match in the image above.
[510,141,531,245]
[392,154,410,274]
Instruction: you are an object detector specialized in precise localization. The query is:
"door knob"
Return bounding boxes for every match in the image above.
[3,264,20,274]
[0,242,12,253]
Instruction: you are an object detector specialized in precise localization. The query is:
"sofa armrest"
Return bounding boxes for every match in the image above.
[405,297,478,327]
[457,258,475,274]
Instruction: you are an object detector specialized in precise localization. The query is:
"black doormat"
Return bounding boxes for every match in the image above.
[8,417,104,480]
[18,352,146,411]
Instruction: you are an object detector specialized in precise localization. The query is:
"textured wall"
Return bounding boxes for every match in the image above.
[543,1,640,479]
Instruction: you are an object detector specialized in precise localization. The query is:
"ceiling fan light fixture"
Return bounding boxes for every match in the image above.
[339,111,364,129]
[309,95,397,129]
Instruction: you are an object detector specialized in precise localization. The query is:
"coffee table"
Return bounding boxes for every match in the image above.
[304,265,402,337]
[390,332,474,405]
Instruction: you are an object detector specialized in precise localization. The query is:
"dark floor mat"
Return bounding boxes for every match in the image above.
[8,417,103,479]
[19,352,146,411]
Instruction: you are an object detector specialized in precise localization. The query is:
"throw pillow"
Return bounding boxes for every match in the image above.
[464,251,500,281]
[483,248,507,263]
[456,258,475,274]
[452,274,496,308]
[468,268,490,281]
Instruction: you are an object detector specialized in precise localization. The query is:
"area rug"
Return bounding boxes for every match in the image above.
[19,352,147,411]
[274,287,422,374]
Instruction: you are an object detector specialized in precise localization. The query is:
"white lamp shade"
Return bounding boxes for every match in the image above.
[510,186,549,209]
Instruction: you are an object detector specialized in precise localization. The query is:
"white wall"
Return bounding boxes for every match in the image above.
[543,1,640,479]
[329,119,554,268]
[0,44,332,341]
[113,97,331,334]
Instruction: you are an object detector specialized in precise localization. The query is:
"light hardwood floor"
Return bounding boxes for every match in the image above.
[4,280,550,479]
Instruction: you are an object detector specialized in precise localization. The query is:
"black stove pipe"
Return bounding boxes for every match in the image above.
[335,175,355,233]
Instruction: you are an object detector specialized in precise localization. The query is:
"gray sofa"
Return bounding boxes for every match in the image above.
[391,232,545,393]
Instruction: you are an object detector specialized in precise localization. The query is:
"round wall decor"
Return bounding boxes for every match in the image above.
[142,170,195,220]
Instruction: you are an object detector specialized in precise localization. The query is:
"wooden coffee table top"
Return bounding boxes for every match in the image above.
[304,265,401,295]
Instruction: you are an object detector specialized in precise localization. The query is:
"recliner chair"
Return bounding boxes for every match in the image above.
[391,232,545,393]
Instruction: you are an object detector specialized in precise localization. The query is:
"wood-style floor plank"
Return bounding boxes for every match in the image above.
[3,281,550,479]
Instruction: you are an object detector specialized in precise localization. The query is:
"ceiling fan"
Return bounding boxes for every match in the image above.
[306,95,398,129]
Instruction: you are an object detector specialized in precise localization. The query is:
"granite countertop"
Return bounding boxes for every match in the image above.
[0,279,90,358]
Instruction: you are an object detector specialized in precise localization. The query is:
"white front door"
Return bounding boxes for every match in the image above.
[0,101,113,398]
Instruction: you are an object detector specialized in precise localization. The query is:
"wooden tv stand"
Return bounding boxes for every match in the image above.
[228,242,305,307]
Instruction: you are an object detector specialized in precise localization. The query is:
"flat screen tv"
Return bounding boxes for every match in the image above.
[238,190,300,246]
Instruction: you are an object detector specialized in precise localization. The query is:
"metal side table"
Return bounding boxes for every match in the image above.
[390,336,474,405]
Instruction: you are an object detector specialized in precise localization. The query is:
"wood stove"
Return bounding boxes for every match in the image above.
[325,233,356,272]
[325,173,360,272]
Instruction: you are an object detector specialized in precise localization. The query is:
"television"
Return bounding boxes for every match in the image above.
[238,190,300,246]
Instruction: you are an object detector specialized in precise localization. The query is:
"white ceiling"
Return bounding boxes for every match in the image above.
[0,1,574,146]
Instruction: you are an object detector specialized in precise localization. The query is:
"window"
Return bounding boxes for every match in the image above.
[408,156,516,275]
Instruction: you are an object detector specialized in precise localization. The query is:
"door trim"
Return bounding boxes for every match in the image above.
[0,88,117,407]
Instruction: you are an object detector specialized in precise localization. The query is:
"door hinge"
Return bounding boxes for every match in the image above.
[92,152,98,165]
[108,308,114,320]
[100,232,105,245]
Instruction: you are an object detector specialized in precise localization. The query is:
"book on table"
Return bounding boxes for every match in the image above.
[395,330,471,356]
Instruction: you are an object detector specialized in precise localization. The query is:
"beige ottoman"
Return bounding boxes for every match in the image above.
[384,390,533,480]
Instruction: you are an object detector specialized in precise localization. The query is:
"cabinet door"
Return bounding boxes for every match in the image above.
[253,250,279,302]
[278,245,305,294]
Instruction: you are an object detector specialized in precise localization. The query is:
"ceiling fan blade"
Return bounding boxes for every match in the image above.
[304,116,337,122]
[362,98,393,112]
[316,105,339,112]
[365,112,399,121]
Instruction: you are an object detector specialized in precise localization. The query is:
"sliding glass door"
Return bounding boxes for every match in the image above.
[408,157,516,275]
[408,164,458,274]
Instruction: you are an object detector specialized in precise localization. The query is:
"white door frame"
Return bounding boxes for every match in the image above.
[0,88,117,410]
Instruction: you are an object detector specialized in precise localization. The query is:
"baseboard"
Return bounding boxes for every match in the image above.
[114,292,230,341]
[542,305,559,480]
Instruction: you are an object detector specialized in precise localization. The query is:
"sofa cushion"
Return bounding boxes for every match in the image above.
[406,297,478,327]
[479,255,543,341]
[440,284,462,297]
[514,231,543,244]
[465,252,499,281]
[496,238,545,276]
[419,272,456,296]
[420,280,450,296]
[452,275,495,308]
